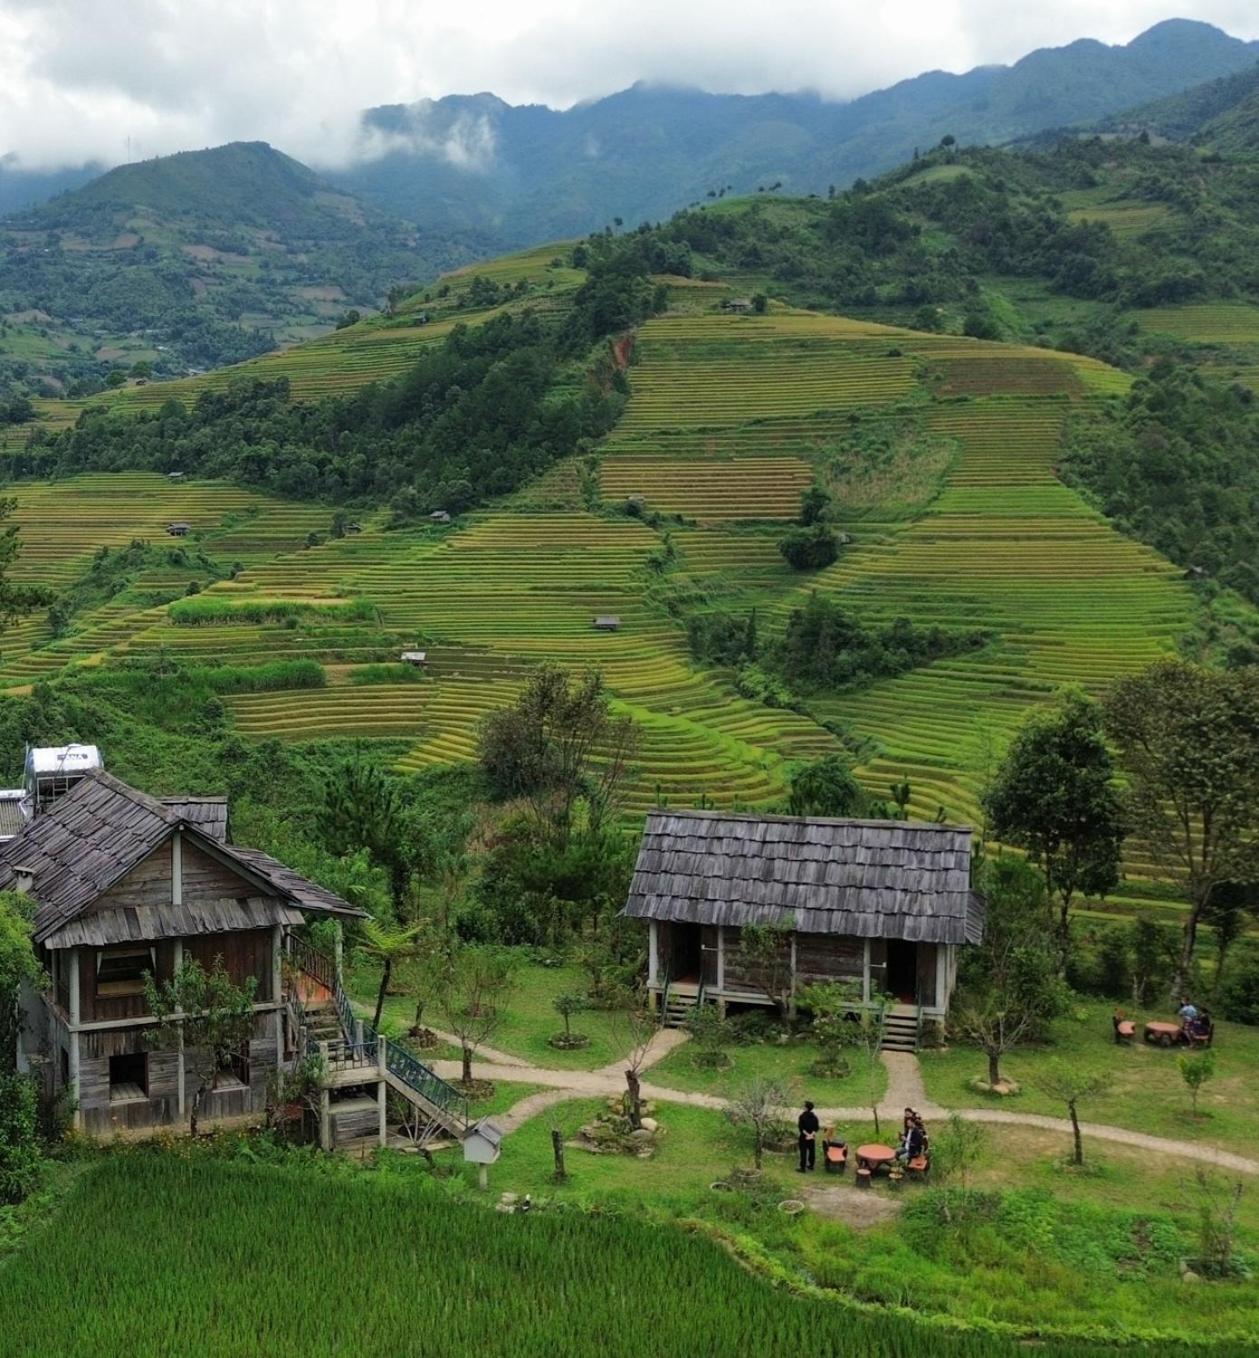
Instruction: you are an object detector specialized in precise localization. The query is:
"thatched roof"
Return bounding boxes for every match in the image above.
[623,810,984,946]
[0,770,363,946]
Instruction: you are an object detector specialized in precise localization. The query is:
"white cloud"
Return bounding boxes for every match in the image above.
[0,0,1256,171]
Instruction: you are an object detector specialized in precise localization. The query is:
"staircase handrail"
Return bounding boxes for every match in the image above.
[385,1039,469,1131]
[286,932,338,994]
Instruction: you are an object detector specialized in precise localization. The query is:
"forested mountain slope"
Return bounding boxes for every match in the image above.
[332,20,1259,245]
[0,142,473,398]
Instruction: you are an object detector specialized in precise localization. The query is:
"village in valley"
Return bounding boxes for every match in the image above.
[2,7,1259,1358]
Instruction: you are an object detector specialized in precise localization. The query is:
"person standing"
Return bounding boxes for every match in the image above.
[797,1100,819,1172]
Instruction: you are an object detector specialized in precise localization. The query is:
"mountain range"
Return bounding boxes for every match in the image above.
[3,17,1259,395]
[332,18,1258,244]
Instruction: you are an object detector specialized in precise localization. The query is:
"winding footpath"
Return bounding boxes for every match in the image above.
[434,1036,1259,1177]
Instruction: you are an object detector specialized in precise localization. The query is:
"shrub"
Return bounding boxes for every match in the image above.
[0,1074,41,1205]
[779,525,840,571]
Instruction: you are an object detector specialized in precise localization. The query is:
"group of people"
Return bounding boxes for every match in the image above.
[794,1101,930,1172]
[1178,997,1213,1044]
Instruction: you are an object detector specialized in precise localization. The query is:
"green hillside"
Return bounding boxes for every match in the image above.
[0,228,1218,922]
[0,142,474,397]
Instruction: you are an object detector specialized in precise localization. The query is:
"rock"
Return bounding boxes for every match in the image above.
[494,1203,514,1213]
[629,1127,654,1141]
[968,1076,1021,1097]
[640,1117,659,1133]
[500,1192,518,1205]
[1182,1271,1202,1284]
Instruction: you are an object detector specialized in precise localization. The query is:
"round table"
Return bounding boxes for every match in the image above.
[856,1143,896,1172]
[1144,1021,1181,1047]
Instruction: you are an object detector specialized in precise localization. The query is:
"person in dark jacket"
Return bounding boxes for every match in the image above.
[897,1117,925,1162]
[797,1101,820,1172]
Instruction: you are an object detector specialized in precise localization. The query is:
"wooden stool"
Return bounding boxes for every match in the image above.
[856,1167,872,1189]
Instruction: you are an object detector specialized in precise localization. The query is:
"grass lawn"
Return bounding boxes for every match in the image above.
[462,1081,544,1119]
[649,1033,888,1114]
[919,997,1259,1157]
[348,956,638,1071]
[434,1097,1259,1345]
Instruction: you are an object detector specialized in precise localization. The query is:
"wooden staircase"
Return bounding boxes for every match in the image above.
[285,935,471,1149]
[881,1009,919,1053]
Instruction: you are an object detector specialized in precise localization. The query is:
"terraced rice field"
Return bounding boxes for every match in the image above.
[0,295,1201,842]
[1133,303,1259,344]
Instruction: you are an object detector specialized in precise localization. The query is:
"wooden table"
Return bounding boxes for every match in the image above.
[1144,1021,1181,1047]
[856,1143,896,1173]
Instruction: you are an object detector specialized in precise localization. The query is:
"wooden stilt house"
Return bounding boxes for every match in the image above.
[622,810,985,1050]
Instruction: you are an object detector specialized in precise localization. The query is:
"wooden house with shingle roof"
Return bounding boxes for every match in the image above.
[622,810,984,1041]
[8,768,364,1136]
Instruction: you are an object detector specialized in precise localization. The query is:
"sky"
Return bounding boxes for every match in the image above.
[2,0,1258,171]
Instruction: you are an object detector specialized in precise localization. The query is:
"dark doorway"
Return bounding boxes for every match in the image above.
[668,923,702,982]
[886,940,918,1004]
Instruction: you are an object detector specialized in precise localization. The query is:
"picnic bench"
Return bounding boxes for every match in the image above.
[822,1136,848,1174]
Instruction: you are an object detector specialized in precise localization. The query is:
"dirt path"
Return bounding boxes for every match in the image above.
[443,1044,1259,1176]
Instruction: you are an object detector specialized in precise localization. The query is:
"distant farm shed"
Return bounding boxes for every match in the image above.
[400,651,428,667]
[622,810,984,1039]
[592,615,621,631]
[429,510,452,525]
[166,521,191,537]
[722,298,753,313]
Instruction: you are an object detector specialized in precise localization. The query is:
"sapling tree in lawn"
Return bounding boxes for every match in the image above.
[956,857,1066,1089]
[145,957,257,1137]
[551,992,588,1049]
[1179,1049,1216,1118]
[739,921,795,1019]
[1036,1064,1110,1167]
[437,946,516,1086]
[855,991,892,1134]
[983,688,1125,971]
[725,1076,790,1171]
[609,993,659,1130]
[1104,660,1259,997]
[0,890,42,1073]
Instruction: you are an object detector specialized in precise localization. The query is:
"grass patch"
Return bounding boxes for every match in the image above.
[167,596,376,626]
[920,998,1259,1156]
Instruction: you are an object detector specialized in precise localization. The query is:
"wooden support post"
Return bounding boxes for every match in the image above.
[478,1163,488,1191]
[333,921,344,990]
[551,1127,567,1183]
[378,1080,387,1148]
[68,949,81,1130]
[319,1087,331,1152]
[862,940,872,1006]
[648,921,658,988]
[173,940,185,1119]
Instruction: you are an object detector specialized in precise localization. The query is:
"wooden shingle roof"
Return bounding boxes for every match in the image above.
[623,810,984,946]
[0,770,363,946]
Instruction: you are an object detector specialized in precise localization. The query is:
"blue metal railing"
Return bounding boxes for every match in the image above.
[386,1040,469,1128]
